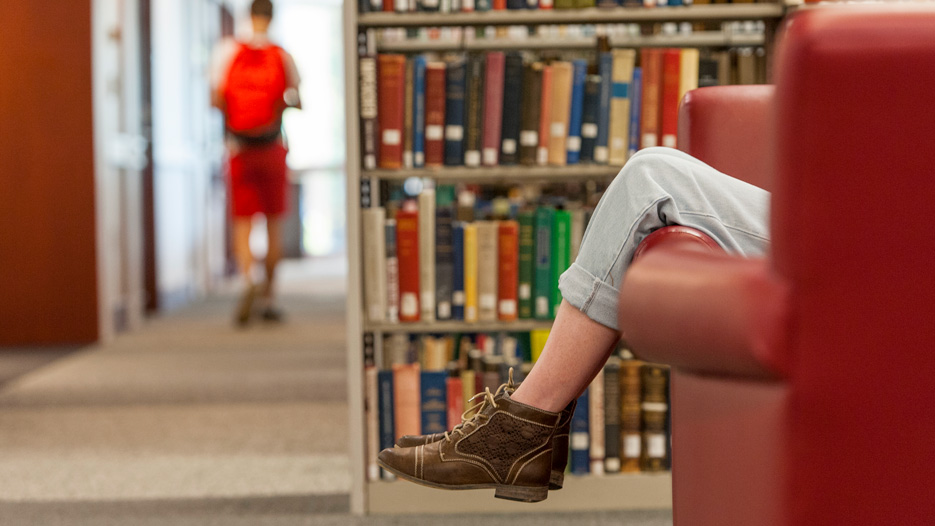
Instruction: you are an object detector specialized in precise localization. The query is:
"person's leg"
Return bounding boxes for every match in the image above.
[260,214,283,315]
[512,147,772,412]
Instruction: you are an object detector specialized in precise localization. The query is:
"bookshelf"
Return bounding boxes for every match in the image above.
[344,0,787,515]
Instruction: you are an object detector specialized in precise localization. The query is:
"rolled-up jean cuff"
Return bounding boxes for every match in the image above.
[558,262,621,331]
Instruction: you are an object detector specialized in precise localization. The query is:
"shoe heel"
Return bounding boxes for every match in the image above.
[549,470,564,490]
[494,485,549,503]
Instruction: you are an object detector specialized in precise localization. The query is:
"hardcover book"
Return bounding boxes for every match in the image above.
[517,210,535,319]
[444,58,467,166]
[550,209,571,317]
[435,186,455,320]
[464,53,486,167]
[392,362,421,440]
[570,388,591,474]
[627,67,643,159]
[403,58,414,168]
[395,209,420,322]
[603,357,622,473]
[579,72,601,163]
[425,62,447,167]
[497,220,519,321]
[377,54,406,169]
[640,364,671,472]
[660,48,681,149]
[589,367,606,475]
[365,365,380,481]
[565,59,587,165]
[679,48,700,109]
[482,52,505,166]
[476,221,500,322]
[446,369,464,430]
[385,219,399,322]
[413,55,427,167]
[451,222,465,320]
[593,52,613,164]
[377,368,396,479]
[420,370,448,434]
[609,49,636,166]
[547,61,573,167]
[536,64,553,166]
[463,222,479,322]
[533,207,553,319]
[358,55,379,170]
[418,189,436,322]
[639,48,663,149]
[362,207,387,323]
[499,52,524,166]
[620,357,644,473]
[519,62,543,166]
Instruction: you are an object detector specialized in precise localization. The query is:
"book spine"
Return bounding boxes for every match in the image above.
[362,207,387,323]
[576,0,596,6]
[533,207,553,320]
[451,222,465,320]
[570,388,591,474]
[476,221,499,322]
[435,200,454,321]
[620,359,643,473]
[588,367,606,475]
[463,223,479,323]
[365,365,380,481]
[640,364,671,471]
[548,61,573,167]
[392,362,421,439]
[594,52,613,164]
[603,357,622,473]
[506,0,525,8]
[395,209,420,322]
[444,58,467,166]
[377,54,406,169]
[383,0,394,13]
[460,369,476,414]
[550,209,571,317]
[420,370,448,434]
[497,220,519,321]
[579,73,601,163]
[493,0,506,9]
[377,368,396,478]
[499,52,524,166]
[536,65,553,166]
[555,0,574,9]
[422,0,441,10]
[359,55,379,171]
[660,48,681,149]
[476,0,491,10]
[464,53,485,168]
[403,58,414,168]
[418,190,436,322]
[609,49,636,165]
[385,220,399,323]
[566,59,587,165]
[539,0,553,9]
[640,48,663,149]
[517,210,535,319]
[424,63,447,167]
[530,328,550,363]
[482,52,505,166]
[413,56,427,168]
[570,207,586,262]
[678,48,700,110]
[446,375,464,430]
[627,67,643,159]
[519,62,542,166]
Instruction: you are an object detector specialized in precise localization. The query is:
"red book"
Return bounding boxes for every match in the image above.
[493,0,507,9]
[536,64,554,166]
[446,376,464,430]
[660,49,681,149]
[392,363,421,439]
[377,54,406,169]
[424,62,447,167]
[482,52,505,166]
[383,0,394,11]
[395,209,421,322]
[497,221,519,321]
[639,48,663,150]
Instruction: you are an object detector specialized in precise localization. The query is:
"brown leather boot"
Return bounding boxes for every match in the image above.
[377,390,560,503]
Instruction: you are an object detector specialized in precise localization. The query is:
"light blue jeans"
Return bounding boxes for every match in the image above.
[559,147,772,330]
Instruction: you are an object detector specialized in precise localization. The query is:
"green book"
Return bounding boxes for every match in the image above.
[533,207,554,320]
[517,210,535,319]
[555,0,576,8]
[575,0,596,7]
[551,209,572,318]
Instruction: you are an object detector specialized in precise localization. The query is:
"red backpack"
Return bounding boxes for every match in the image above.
[223,43,287,139]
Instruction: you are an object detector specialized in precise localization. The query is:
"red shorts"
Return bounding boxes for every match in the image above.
[228,142,288,218]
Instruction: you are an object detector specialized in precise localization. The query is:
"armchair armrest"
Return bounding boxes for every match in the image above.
[618,246,790,380]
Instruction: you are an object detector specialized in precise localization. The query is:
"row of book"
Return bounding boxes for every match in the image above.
[358,45,702,171]
[362,186,594,324]
[363,332,670,481]
[360,0,762,14]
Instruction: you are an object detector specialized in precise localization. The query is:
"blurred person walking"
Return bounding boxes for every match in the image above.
[211,0,301,326]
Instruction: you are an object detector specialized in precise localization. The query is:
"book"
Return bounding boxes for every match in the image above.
[620,356,644,473]
[362,207,387,323]
[536,64,553,166]
[555,0,574,8]
[565,59,587,165]
[412,55,427,167]
[358,54,378,170]
[640,364,670,472]
[517,210,535,319]
[463,222,479,322]
[497,220,519,321]
[603,356,622,473]
[460,368,476,417]
[737,47,757,85]
[593,52,613,164]
[551,209,571,317]
[570,388,590,475]
[365,364,380,481]
[533,207,553,319]
[422,0,441,10]
[679,48,700,108]
[698,56,719,88]
[395,209,420,322]
[639,48,663,150]
[392,362,421,440]
[418,189,436,322]
[444,58,467,166]
[476,221,499,322]
[627,67,643,159]
[499,52,524,165]
[589,367,606,475]
[425,62,447,167]
[609,49,636,165]
[377,54,406,169]
[579,72,601,163]
[507,0,525,9]
[476,0,491,10]
[377,368,396,479]
[464,53,485,168]
[452,222,465,320]
[403,58,414,168]
[547,61,573,166]
[660,48,681,149]
[384,219,400,323]
[435,187,455,320]
[530,328,550,363]
[482,52,505,166]
[446,366,464,430]
[420,370,448,434]
[519,62,543,166]
[569,207,586,262]
[382,0,394,12]
[482,354,503,392]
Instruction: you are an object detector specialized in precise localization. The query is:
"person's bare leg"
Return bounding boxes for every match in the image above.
[232,217,254,284]
[261,215,283,307]
[511,300,619,413]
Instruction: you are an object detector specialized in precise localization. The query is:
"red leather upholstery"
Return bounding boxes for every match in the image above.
[631,226,723,262]
[620,5,935,526]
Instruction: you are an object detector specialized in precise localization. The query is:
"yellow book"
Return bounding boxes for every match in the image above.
[679,48,700,104]
[608,49,636,166]
[460,369,476,418]
[547,61,573,167]
[463,223,479,323]
[530,328,550,363]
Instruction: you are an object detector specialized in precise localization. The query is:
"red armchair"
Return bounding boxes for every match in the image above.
[620,5,935,526]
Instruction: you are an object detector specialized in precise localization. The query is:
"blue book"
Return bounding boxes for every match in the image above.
[594,52,614,165]
[413,56,427,168]
[377,369,396,453]
[444,58,466,166]
[566,59,588,165]
[579,73,601,163]
[420,371,448,434]
[451,222,465,320]
[570,389,590,475]
[628,67,643,159]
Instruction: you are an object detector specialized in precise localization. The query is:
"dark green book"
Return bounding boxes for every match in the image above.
[517,210,535,319]
[533,207,554,320]
[465,53,486,168]
[551,209,572,318]
[519,62,543,166]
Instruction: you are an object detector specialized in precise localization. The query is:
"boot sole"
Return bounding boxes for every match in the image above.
[376,458,550,503]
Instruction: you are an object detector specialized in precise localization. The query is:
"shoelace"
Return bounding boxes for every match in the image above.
[444,367,516,442]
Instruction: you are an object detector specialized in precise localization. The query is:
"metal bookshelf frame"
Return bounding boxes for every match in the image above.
[344,0,787,515]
